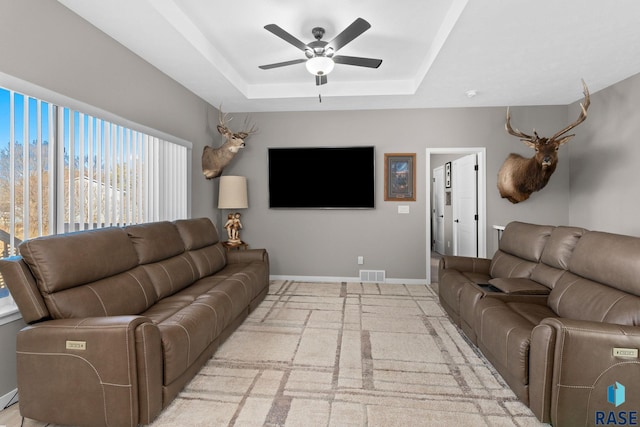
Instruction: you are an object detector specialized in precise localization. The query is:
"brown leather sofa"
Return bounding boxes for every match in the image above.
[0,217,269,427]
[439,221,640,426]
[438,221,556,330]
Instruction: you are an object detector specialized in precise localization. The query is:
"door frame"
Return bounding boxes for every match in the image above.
[432,166,445,254]
[425,147,486,284]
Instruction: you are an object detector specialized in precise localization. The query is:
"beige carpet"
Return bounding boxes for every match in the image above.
[150,281,548,427]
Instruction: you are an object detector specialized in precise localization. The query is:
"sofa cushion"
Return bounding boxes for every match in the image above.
[142,271,254,385]
[19,227,139,293]
[126,221,185,264]
[489,251,538,279]
[126,221,199,299]
[18,227,157,319]
[141,254,199,300]
[174,218,227,279]
[498,222,554,262]
[488,222,553,280]
[568,231,640,296]
[42,266,157,319]
[548,272,640,326]
[174,217,219,250]
[528,226,586,289]
[544,230,640,326]
[529,263,567,289]
[187,244,227,279]
[476,299,557,391]
[539,226,586,270]
[477,300,536,386]
[156,301,224,385]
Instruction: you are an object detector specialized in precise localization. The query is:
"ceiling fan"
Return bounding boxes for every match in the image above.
[258,17,383,86]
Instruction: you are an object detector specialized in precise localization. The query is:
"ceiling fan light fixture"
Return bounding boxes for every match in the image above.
[306,56,335,76]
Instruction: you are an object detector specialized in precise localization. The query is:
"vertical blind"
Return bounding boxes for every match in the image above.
[0,86,191,311]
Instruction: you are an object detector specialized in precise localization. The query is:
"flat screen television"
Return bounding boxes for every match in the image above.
[268,146,375,209]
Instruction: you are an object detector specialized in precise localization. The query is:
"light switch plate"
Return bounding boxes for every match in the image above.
[398,205,410,214]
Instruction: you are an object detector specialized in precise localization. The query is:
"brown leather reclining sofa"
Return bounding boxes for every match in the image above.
[0,217,270,427]
[438,221,640,426]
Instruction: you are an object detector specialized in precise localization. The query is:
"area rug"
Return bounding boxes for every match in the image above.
[151,281,548,427]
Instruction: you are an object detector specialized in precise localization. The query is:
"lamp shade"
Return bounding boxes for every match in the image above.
[218,176,248,209]
[305,56,335,76]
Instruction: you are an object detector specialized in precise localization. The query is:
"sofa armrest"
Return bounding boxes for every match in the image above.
[226,248,268,264]
[0,256,49,323]
[488,277,550,295]
[530,317,640,425]
[16,316,163,427]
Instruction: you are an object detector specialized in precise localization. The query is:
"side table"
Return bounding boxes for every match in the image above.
[222,241,248,251]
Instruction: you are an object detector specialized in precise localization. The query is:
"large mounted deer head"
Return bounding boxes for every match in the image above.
[497,80,590,203]
[202,109,257,180]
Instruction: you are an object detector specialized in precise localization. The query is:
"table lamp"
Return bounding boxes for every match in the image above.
[218,175,248,245]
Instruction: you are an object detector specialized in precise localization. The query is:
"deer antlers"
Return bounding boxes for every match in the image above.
[202,108,258,180]
[217,108,257,139]
[549,79,590,143]
[498,80,591,204]
[505,79,590,147]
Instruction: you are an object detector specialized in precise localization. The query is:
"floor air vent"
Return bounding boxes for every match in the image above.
[359,270,386,283]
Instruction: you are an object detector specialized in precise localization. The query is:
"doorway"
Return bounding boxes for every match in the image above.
[452,153,478,257]
[426,147,486,284]
[432,166,445,254]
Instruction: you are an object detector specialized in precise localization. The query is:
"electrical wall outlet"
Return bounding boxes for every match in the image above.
[357,256,364,265]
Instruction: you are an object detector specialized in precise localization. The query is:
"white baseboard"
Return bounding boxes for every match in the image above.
[269,275,427,285]
[0,388,18,410]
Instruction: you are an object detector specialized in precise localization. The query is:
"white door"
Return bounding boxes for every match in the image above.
[452,154,478,257]
[432,166,445,254]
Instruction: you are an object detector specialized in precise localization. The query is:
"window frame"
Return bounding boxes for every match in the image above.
[0,72,193,323]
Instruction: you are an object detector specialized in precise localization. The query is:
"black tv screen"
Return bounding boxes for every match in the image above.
[268,146,375,209]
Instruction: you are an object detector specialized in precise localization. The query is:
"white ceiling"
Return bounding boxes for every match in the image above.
[58,0,640,113]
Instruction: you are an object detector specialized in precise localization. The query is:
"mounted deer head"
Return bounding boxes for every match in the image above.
[202,109,257,179]
[497,80,590,203]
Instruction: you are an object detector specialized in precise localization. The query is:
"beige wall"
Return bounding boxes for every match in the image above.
[220,106,571,280]
[0,0,219,222]
[0,318,25,405]
[568,72,640,236]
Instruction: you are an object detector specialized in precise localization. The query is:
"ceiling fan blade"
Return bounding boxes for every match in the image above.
[332,55,382,68]
[259,58,307,70]
[316,75,328,86]
[327,18,371,52]
[264,24,308,51]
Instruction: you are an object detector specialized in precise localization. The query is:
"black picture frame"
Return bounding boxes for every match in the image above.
[445,161,452,188]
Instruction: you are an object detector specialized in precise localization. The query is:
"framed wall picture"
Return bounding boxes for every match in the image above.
[384,153,416,201]
[445,161,452,188]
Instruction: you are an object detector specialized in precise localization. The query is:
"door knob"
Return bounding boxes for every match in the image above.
[455,219,459,223]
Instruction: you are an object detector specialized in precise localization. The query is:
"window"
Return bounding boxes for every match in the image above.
[0,83,192,318]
